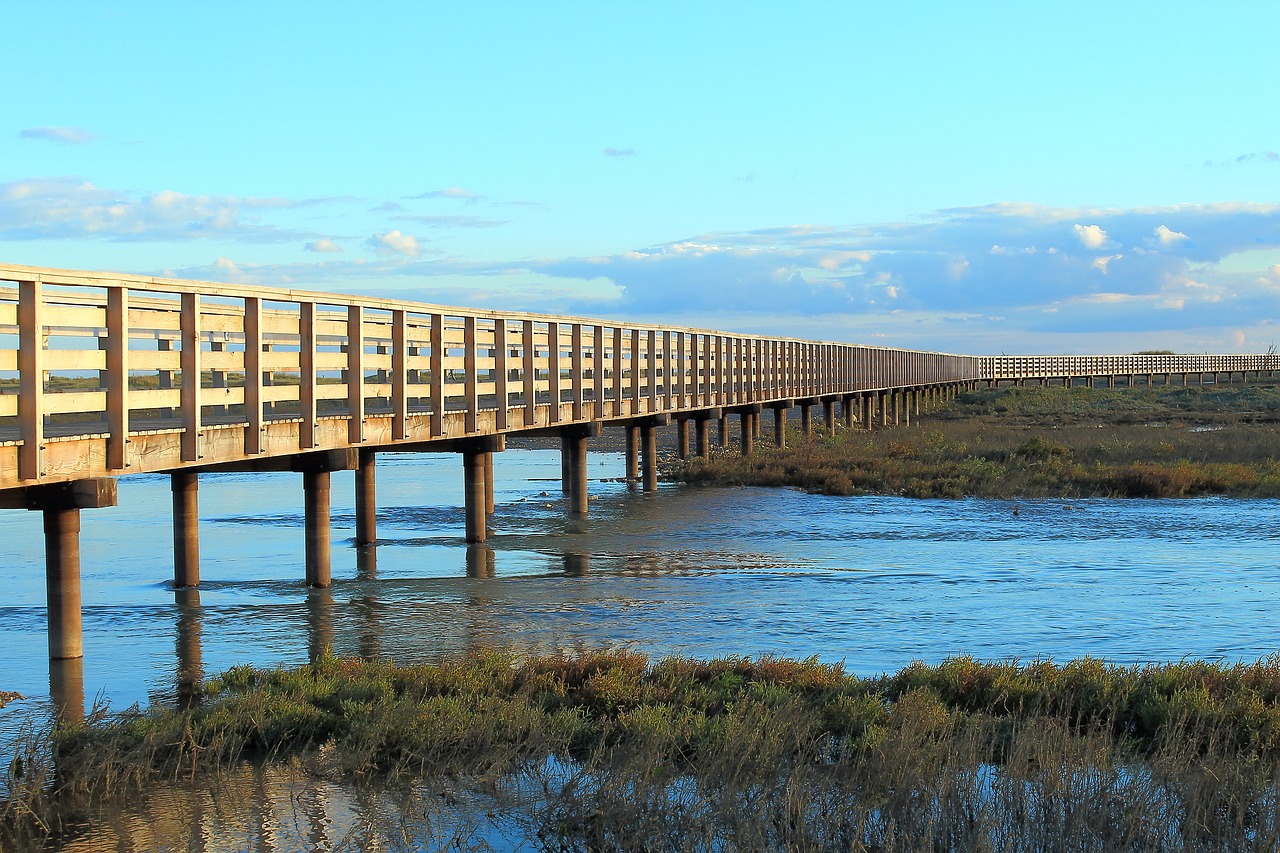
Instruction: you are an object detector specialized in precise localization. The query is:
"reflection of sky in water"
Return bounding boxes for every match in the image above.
[3,448,1280,743]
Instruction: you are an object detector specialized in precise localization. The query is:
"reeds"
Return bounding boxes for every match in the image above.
[6,651,1280,850]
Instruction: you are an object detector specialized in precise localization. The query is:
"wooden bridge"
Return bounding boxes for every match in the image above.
[2,263,1274,661]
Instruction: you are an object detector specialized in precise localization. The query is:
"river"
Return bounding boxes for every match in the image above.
[3,445,1279,739]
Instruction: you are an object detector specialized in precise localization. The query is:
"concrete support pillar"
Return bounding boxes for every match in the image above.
[641,423,659,491]
[880,392,889,426]
[171,471,200,588]
[800,404,812,440]
[903,391,912,426]
[773,407,787,448]
[863,395,874,430]
[484,451,495,515]
[844,397,856,429]
[463,448,487,543]
[45,507,83,660]
[1181,372,1188,387]
[740,412,754,457]
[625,425,640,485]
[718,415,729,447]
[823,400,836,436]
[893,391,900,426]
[914,389,921,417]
[753,412,761,440]
[304,469,332,587]
[677,419,690,459]
[562,433,589,517]
[695,417,710,457]
[355,448,376,547]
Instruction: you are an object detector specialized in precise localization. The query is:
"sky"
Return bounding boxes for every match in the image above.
[2,2,1279,355]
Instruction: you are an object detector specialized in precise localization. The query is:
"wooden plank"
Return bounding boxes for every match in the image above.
[392,309,407,440]
[44,349,106,371]
[44,390,109,414]
[299,302,317,448]
[180,292,201,462]
[347,305,365,444]
[106,287,128,469]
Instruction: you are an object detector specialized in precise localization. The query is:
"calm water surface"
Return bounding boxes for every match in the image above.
[2,447,1280,741]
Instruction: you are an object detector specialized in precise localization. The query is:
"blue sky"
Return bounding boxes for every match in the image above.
[3,2,1278,354]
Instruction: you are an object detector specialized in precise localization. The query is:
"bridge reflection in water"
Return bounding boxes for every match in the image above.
[1,262,1275,724]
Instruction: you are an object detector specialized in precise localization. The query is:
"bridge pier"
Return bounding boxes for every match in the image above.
[303,468,332,586]
[799,401,813,440]
[718,415,729,448]
[640,417,666,491]
[171,471,200,587]
[462,436,504,541]
[695,416,711,457]
[740,412,754,456]
[823,399,836,436]
[559,424,598,517]
[676,418,690,459]
[771,404,788,448]
[9,479,120,661]
[355,449,376,546]
[843,396,856,429]
[625,425,640,487]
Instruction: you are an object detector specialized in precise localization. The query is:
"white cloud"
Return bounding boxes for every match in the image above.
[305,238,342,253]
[1092,254,1122,273]
[0,176,309,242]
[366,229,421,257]
[19,126,96,144]
[1073,223,1109,249]
[604,147,637,157]
[1154,224,1188,246]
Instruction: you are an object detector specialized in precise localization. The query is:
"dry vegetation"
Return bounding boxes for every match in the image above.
[669,382,1280,498]
[6,650,1280,850]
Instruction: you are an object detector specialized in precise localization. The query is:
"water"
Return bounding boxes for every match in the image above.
[3,446,1280,739]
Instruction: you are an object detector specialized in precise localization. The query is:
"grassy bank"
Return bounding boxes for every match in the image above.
[669,382,1280,498]
[6,650,1280,849]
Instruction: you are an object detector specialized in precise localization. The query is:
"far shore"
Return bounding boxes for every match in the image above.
[666,381,1280,498]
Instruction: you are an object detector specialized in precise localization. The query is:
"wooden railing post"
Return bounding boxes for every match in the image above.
[391,309,408,439]
[105,286,129,470]
[244,297,264,453]
[348,305,365,444]
[299,301,317,449]
[18,278,45,480]
[180,293,202,462]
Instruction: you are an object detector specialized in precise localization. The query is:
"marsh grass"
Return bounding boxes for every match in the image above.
[6,651,1280,850]
[669,383,1280,498]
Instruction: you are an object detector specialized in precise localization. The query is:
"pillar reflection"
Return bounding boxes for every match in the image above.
[175,587,204,710]
[48,656,85,725]
[306,586,335,662]
[562,552,590,576]
[465,543,495,578]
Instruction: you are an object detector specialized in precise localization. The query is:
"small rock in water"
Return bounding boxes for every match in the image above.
[0,690,24,708]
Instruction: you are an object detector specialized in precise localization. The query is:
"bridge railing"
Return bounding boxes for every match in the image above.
[980,353,1278,381]
[0,265,985,486]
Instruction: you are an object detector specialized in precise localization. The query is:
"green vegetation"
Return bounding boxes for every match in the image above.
[670,382,1280,498]
[6,651,1280,849]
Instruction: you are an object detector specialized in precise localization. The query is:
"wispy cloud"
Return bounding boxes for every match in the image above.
[0,176,312,242]
[392,214,509,228]
[19,126,96,144]
[603,147,636,157]
[1203,151,1279,167]
[410,187,482,202]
